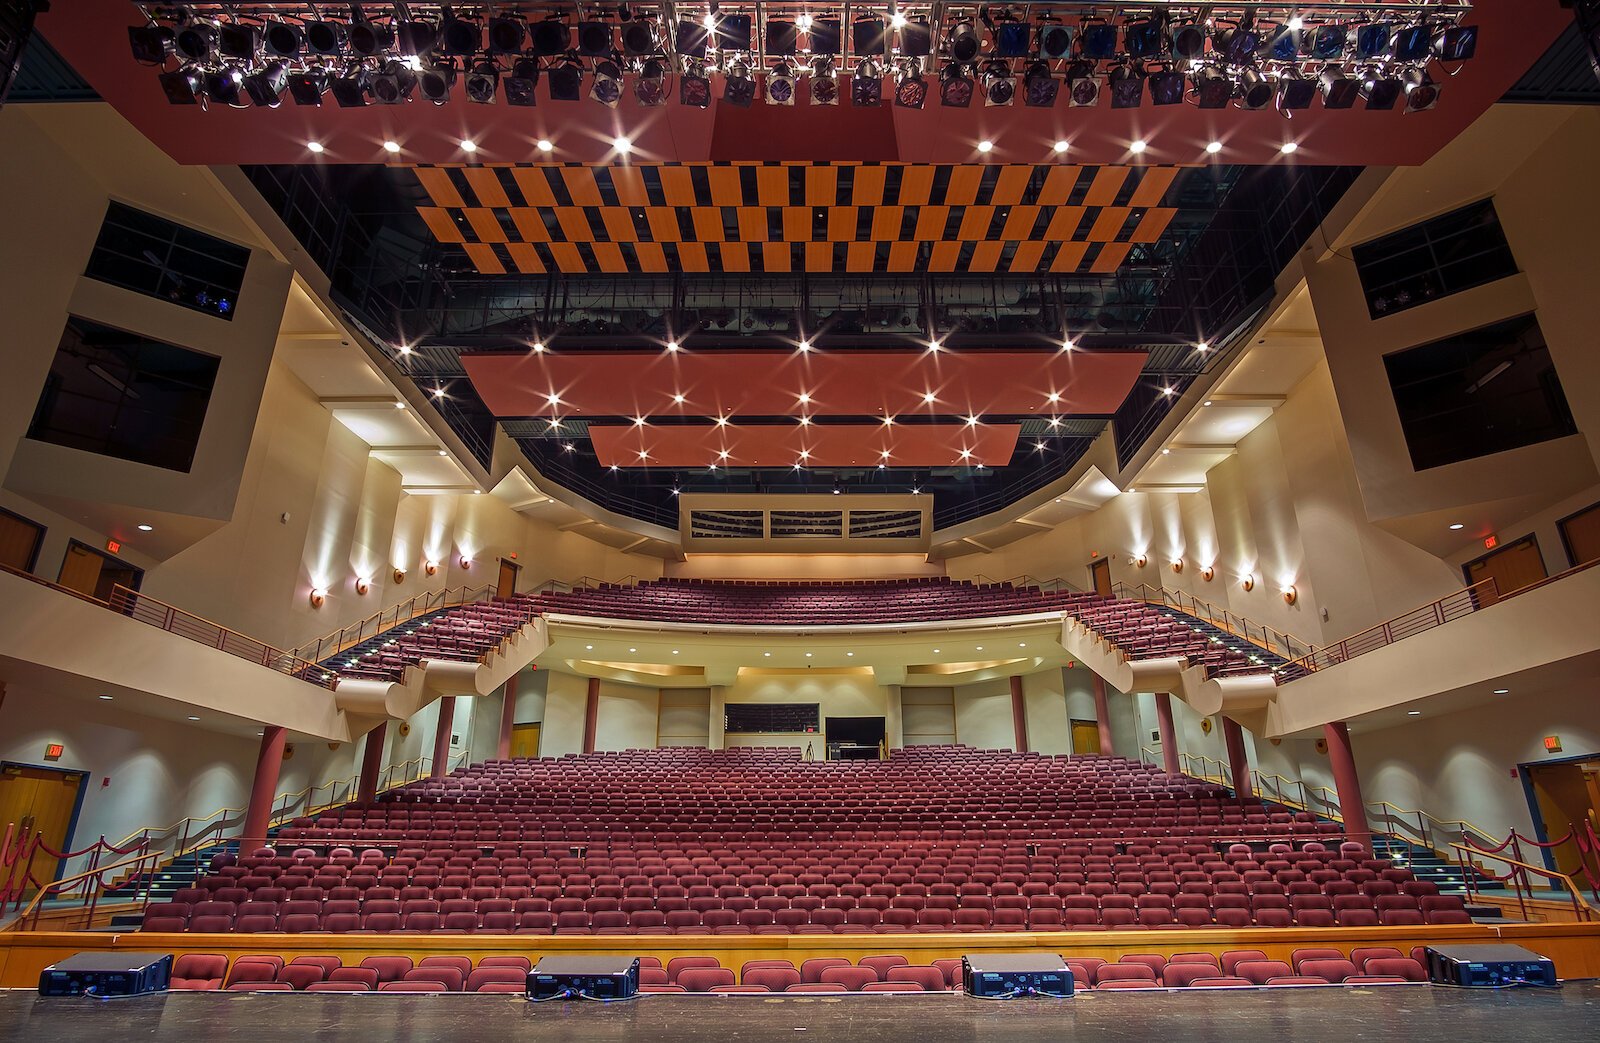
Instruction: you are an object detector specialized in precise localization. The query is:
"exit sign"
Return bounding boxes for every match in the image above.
[1544,735,1563,753]
[1484,534,1499,550]
[105,539,121,554]
[43,743,64,761]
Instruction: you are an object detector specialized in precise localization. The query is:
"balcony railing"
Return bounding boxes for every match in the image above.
[1283,579,1497,676]
[1113,581,1316,663]
[289,584,493,665]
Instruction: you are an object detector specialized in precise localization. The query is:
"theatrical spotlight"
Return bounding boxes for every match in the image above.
[675,18,710,57]
[809,18,841,55]
[768,61,798,106]
[1194,65,1232,108]
[1108,62,1144,108]
[1237,67,1273,109]
[488,16,526,53]
[591,59,624,107]
[854,16,888,56]
[1080,21,1119,59]
[993,19,1031,58]
[853,59,884,106]
[623,18,660,56]
[1214,23,1260,63]
[767,18,799,54]
[1319,67,1359,108]
[1277,67,1316,110]
[395,16,438,56]
[1023,61,1058,107]
[894,64,927,108]
[1393,24,1433,61]
[465,60,499,103]
[900,18,933,57]
[1355,22,1393,59]
[505,58,540,105]
[1361,69,1402,109]
[203,67,248,107]
[717,13,754,52]
[159,66,203,104]
[262,21,302,58]
[174,17,219,62]
[1066,61,1100,107]
[1403,69,1440,112]
[578,20,614,57]
[1038,21,1073,60]
[441,9,483,55]
[1312,23,1348,59]
[305,18,346,56]
[635,58,669,106]
[548,58,584,101]
[948,20,980,63]
[940,62,974,107]
[810,57,840,105]
[532,17,573,55]
[1149,69,1184,106]
[1125,17,1168,59]
[1172,20,1207,59]
[218,22,258,60]
[330,66,369,107]
[723,60,756,107]
[349,14,394,57]
[681,59,712,107]
[369,59,417,104]
[418,61,456,104]
[1435,24,1478,61]
[128,24,173,64]
[982,61,1015,106]
[288,68,330,106]
[243,62,289,107]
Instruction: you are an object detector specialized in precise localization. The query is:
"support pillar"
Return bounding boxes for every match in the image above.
[357,721,387,805]
[709,686,726,751]
[1324,720,1372,851]
[1009,675,1029,754]
[497,673,519,761]
[1090,675,1115,757]
[582,677,600,754]
[241,725,286,845]
[1154,692,1180,775]
[884,685,904,752]
[431,696,456,778]
[1222,718,1253,799]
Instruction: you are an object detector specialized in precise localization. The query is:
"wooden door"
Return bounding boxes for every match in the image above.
[0,510,43,572]
[1089,558,1113,598]
[1560,502,1600,568]
[56,543,103,599]
[0,764,85,888]
[1529,761,1598,879]
[1070,719,1102,755]
[497,560,521,599]
[510,723,541,759]
[1466,536,1547,605]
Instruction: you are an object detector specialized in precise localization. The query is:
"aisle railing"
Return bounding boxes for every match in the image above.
[1451,842,1595,923]
[289,584,493,664]
[4,850,166,932]
[1281,579,1497,676]
[1112,582,1315,663]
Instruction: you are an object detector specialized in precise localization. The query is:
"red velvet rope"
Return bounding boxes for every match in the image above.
[1511,829,1575,851]
[97,836,150,856]
[1463,832,1518,854]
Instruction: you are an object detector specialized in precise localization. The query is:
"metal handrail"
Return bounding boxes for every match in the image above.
[1112,581,1316,663]
[1282,578,1498,676]
[1449,842,1595,923]
[5,850,166,932]
[106,585,337,689]
[290,584,494,664]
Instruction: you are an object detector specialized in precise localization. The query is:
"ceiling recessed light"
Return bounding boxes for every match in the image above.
[922,392,937,403]
[1203,400,1213,407]
[804,652,813,657]
[1053,140,1069,154]
[459,139,477,153]
[98,694,113,700]
[188,715,200,721]
[672,393,686,404]
[1449,523,1465,530]
[382,140,401,153]
[536,139,553,153]
[137,524,153,532]
[306,141,325,153]
[1406,710,1422,716]
[665,338,679,352]
[1060,338,1075,351]
[976,139,993,154]
[798,392,811,404]
[846,652,854,657]
[613,136,633,154]
[932,649,940,654]
[1492,688,1510,695]
[1160,386,1174,396]
[671,649,679,655]
[764,652,772,657]
[975,646,984,651]
[1129,139,1147,154]
[1280,142,1299,155]
[797,338,812,352]
[1019,643,1026,648]
[1206,141,1223,155]
[1196,342,1210,352]
[628,647,637,653]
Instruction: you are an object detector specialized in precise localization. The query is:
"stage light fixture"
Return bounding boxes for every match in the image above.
[1023,61,1058,107]
[395,17,438,56]
[504,58,540,105]
[305,19,346,56]
[1393,24,1432,61]
[1277,67,1316,110]
[159,67,203,104]
[983,61,1014,106]
[1108,62,1144,108]
[1435,24,1479,61]
[591,59,624,107]
[1194,65,1232,108]
[1080,22,1119,59]
[243,62,289,106]
[675,18,710,57]
[219,23,259,60]
[681,59,713,107]
[1319,67,1359,108]
[948,21,979,63]
[417,61,456,104]
[203,67,248,108]
[368,60,416,104]
[1149,69,1184,105]
[1038,23,1073,59]
[635,58,669,106]
[128,24,172,64]
[1355,22,1393,59]
[348,15,393,57]
[810,18,842,55]
[1214,25,1260,63]
[1125,17,1168,58]
[330,67,368,106]
[900,18,933,56]
[174,18,218,61]
[718,13,754,51]
[548,59,583,101]
[766,18,798,54]
[623,19,659,56]
[578,20,614,56]
[1312,23,1348,59]
[465,60,499,103]
[1403,69,1440,112]
[853,59,884,106]
[1172,21,1207,59]
[533,17,573,55]
[939,62,974,107]
[894,65,927,108]
[1362,71,1402,109]
[288,69,329,105]
[809,57,840,105]
[441,10,483,55]
[723,60,756,107]
[487,16,525,53]
[263,22,302,58]
[993,20,1031,58]
[769,61,798,105]
[1237,67,1273,109]
[854,17,887,56]
[1066,60,1100,106]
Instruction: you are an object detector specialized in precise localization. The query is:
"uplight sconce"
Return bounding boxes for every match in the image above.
[309,587,328,609]
[459,556,473,570]
[1241,574,1256,592]
[393,569,406,584]
[1134,554,1148,568]
[1200,565,1215,582]
[424,560,439,576]
[1282,585,1298,605]
[355,577,371,596]
[1171,560,1183,574]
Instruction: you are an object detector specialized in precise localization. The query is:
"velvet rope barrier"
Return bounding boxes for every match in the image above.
[1510,829,1577,850]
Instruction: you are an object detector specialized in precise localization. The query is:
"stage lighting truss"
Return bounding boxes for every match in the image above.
[124,3,1480,117]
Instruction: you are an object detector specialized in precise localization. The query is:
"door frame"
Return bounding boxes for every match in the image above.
[57,538,145,597]
[1461,531,1546,590]
[1069,718,1102,755]
[0,506,46,573]
[1556,499,1600,569]
[496,558,522,599]
[0,760,91,883]
[1518,750,1600,883]
[1089,558,1113,598]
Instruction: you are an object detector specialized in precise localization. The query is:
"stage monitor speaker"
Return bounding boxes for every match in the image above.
[38,952,173,997]
[529,956,639,999]
[1424,944,1557,988]
[962,953,1073,998]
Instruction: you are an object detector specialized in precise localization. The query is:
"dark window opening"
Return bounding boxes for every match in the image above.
[28,317,220,473]
[1352,199,1518,319]
[84,201,250,319]
[724,703,820,734]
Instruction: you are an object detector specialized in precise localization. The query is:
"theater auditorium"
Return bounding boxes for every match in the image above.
[0,1,1597,1039]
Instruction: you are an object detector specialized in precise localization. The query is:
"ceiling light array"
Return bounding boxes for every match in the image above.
[127,4,1474,118]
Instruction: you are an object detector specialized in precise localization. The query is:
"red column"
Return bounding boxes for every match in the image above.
[1324,720,1372,851]
[1009,675,1028,754]
[241,726,286,846]
[357,721,387,804]
[431,696,456,779]
[1223,717,1253,799]
[1090,675,1115,756]
[1154,692,1180,775]
[497,673,519,761]
[582,677,600,755]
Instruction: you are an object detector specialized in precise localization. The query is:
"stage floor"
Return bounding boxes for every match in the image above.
[2,984,1596,1042]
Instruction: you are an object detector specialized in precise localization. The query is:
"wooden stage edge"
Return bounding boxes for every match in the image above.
[2,923,1599,988]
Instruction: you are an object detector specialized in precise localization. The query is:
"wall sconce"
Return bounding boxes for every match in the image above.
[309,587,328,608]
[1200,565,1215,582]
[1241,574,1255,592]
[393,569,406,584]
[355,577,371,596]
[1133,554,1148,568]
[424,560,439,576]
[1171,560,1183,574]
[459,556,473,570]
[1281,585,1298,605]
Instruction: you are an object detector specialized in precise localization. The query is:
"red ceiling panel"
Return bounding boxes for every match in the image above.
[459,349,1148,419]
[589,423,1022,469]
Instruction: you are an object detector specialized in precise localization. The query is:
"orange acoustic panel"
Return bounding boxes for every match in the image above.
[460,349,1147,419]
[589,423,1022,468]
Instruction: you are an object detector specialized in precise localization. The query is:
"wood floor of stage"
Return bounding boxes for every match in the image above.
[3,984,1598,1042]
